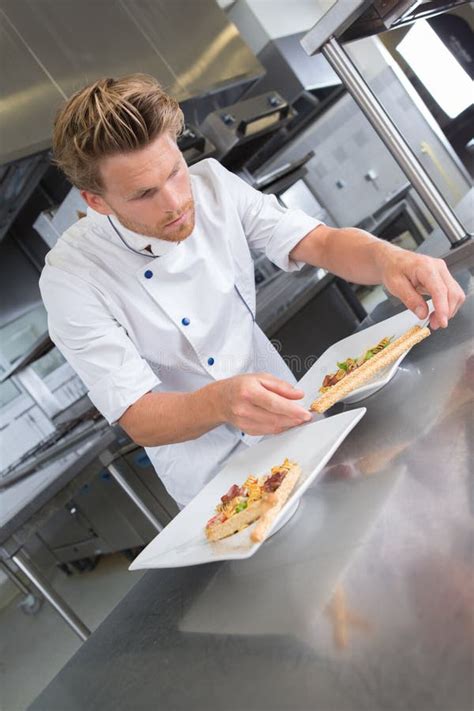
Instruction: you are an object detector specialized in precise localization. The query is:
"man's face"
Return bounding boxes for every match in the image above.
[82,132,195,242]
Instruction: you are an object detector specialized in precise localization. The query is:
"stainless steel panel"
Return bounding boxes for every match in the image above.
[1,0,180,98]
[301,0,371,55]
[0,7,64,164]
[127,0,263,98]
[0,0,263,165]
[254,33,341,102]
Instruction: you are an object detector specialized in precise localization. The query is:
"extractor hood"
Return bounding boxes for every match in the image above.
[0,0,264,166]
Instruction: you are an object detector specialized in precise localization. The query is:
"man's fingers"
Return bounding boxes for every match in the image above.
[428,284,449,329]
[241,410,309,435]
[413,262,464,325]
[416,264,450,328]
[254,384,311,421]
[258,373,305,401]
[385,253,465,329]
[443,273,458,321]
[391,274,429,320]
[440,264,465,319]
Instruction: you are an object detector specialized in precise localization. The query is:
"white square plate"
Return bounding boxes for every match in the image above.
[129,408,366,570]
[299,304,432,407]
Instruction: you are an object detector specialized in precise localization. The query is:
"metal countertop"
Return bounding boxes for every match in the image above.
[30,195,473,710]
[0,424,118,550]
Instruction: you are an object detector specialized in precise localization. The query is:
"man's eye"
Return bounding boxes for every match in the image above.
[136,189,155,200]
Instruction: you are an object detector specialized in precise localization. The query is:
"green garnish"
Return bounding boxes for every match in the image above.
[235,501,248,513]
[337,361,349,371]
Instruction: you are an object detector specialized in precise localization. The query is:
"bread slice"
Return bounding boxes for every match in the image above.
[206,462,301,543]
[310,325,430,414]
[250,463,301,543]
[205,499,266,541]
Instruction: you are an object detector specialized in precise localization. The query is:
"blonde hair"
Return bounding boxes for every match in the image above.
[52,74,184,194]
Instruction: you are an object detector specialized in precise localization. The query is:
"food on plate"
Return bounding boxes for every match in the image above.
[319,336,393,393]
[205,458,301,543]
[310,325,430,414]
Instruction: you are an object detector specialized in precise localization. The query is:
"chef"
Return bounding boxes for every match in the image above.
[40,74,465,507]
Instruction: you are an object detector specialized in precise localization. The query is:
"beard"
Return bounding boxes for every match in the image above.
[113,197,195,242]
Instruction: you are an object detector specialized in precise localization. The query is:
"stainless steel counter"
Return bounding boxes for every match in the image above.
[30,206,474,709]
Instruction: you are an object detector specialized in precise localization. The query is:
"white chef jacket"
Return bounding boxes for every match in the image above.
[39,158,322,506]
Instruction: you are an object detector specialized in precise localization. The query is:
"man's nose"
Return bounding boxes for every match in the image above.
[160,186,182,214]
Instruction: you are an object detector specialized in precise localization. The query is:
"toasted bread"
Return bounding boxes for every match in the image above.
[205,499,266,541]
[251,463,301,543]
[206,462,301,543]
[310,326,430,413]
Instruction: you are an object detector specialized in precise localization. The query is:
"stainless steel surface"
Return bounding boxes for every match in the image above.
[300,0,370,55]
[33,187,88,249]
[0,427,116,540]
[299,0,469,50]
[245,32,341,105]
[257,38,469,230]
[12,549,91,641]
[0,333,53,383]
[28,192,474,710]
[316,37,470,245]
[0,8,65,165]
[30,277,474,709]
[0,0,263,165]
[104,461,164,534]
[256,266,332,337]
[121,0,260,100]
[15,366,62,419]
[0,354,89,479]
[337,0,471,42]
[0,153,51,243]
[1,422,175,642]
[201,91,293,166]
[441,235,474,271]
[0,558,30,596]
[0,418,108,488]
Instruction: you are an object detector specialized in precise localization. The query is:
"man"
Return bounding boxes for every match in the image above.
[40,74,464,507]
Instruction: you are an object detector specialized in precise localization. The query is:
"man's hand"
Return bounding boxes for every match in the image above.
[290,225,465,330]
[378,246,465,330]
[215,372,312,436]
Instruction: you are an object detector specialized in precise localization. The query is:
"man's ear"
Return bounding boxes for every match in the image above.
[81,190,113,216]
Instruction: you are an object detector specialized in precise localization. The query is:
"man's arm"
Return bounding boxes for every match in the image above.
[290,224,465,330]
[119,373,311,447]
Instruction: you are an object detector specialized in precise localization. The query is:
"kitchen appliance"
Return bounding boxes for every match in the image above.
[177,124,216,166]
[200,91,295,169]
[238,32,345,176]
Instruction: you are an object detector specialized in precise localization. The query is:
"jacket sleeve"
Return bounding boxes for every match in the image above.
[39,266,160,424]
[209,158,324,271]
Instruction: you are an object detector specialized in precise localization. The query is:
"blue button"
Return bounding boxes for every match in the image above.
[144,270,153,279]
[241,432,245,437]
[181,317,190,326]
[207,357,215,366]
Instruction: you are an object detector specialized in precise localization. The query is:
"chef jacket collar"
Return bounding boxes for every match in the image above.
[86,206,188,258]
[107,214,181,257]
